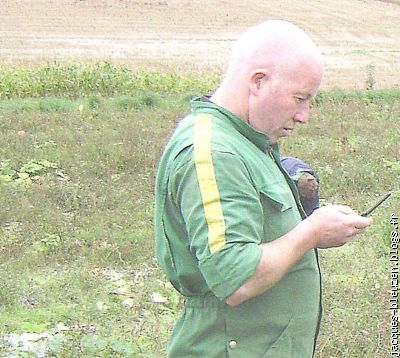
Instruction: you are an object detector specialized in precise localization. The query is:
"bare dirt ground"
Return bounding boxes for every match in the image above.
[0,0,399,89]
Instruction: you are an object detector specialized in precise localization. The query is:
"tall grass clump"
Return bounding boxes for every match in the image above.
[313,88,400,106]
[0,62,220,99]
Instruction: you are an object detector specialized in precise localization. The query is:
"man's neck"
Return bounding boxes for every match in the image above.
[210,87,248,124]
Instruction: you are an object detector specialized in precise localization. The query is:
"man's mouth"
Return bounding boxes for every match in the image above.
[281,127,294,136]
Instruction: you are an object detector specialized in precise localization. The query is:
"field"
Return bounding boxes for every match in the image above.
[1,0,400,89]
[0,1,400,357]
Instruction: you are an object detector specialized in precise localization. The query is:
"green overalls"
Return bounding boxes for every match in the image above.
[154,98,322,357]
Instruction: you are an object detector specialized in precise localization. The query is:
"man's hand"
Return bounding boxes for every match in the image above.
[225,204,373,306]
[301,204,373,249]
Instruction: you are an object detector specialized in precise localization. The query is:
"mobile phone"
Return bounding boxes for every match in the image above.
[360,192,391,217]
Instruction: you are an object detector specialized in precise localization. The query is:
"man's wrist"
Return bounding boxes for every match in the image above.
[292,218,318,251]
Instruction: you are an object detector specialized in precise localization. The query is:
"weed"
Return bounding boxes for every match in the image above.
[366,64,376,91]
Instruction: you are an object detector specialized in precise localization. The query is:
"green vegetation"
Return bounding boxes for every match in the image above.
[0,65,399,357]
[0,62,219,99]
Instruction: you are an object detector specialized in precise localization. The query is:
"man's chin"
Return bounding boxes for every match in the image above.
[269,137,278,145]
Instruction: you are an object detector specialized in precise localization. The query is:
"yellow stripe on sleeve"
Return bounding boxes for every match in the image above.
[193,113,226,254]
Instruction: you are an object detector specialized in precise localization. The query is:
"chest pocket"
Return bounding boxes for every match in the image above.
[259,184,302,243]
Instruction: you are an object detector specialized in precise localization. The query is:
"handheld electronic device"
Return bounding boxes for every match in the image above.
[360,192,391,217]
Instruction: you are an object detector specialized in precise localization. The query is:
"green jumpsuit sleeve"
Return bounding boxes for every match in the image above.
[171,148,263,300]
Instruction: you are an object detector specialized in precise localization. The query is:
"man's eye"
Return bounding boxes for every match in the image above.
[295,97,305,103]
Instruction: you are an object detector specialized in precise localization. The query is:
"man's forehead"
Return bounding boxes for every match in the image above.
[288,58,322,90]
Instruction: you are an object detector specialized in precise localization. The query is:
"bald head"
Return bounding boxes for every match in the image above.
[227,20,322,82]
[211,20,323,126]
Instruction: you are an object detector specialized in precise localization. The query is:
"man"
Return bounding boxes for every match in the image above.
[154,20,372,357]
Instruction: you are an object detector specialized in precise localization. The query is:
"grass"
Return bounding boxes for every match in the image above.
[0,67,399,357]
[0,62,220,99]
[0,93,185,357]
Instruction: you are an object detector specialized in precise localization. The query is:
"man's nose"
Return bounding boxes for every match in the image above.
[294,102,310,123]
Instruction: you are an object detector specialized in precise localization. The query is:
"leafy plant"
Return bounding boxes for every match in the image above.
[0,159,58,187]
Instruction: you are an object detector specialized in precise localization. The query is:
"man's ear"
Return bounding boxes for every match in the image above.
[249,70,267,95]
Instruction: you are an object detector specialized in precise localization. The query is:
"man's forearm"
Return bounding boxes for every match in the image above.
[225,204,372,307]
[225,220,316,306]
